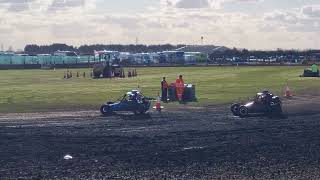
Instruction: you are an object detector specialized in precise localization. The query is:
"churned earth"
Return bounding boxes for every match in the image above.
[1,95,320,179]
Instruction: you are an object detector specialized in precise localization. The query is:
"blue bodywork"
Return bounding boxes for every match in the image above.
[100,90,152,115]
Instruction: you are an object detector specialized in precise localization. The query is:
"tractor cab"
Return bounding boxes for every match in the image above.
[92,50,123,78]
[112,64,122,77]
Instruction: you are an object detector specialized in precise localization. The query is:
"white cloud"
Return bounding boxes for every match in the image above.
[264,11,299,24]
[301,5,320,18]
[48,0,85,11]
[0,0,37,12]
[264,4,320,33]
[0,0,319,50]
[175,0,210,9]
[161,0,263,9]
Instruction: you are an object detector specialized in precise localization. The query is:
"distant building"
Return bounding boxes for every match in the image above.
[53,50,79,57]
[53,50,80,64]
[312,53,320,62]
[131,53,159,64]
[158,52,168,63]
[0,52,14,64]
[131,53,144,64]
[185,52,208,63]
[149,53,160,64]
[161,51,185,64]
[176,45,229,54]
[184,55,197,65]
[176,45,229,64]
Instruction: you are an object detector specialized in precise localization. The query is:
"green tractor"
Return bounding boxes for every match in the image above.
[92,51,124,78]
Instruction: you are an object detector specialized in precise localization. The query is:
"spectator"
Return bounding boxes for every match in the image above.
[161,77,168,102]
[175,75,185,101]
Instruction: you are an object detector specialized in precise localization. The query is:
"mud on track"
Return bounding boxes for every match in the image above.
[1,105,320,179]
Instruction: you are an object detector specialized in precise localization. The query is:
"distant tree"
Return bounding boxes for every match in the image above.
[24,44,40,55]
[24,43,182,55]
[23,43,320,64]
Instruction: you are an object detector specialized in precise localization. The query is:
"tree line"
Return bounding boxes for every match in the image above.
[24,43,185,55]
[24,43,320,59]
[210,48,320,60]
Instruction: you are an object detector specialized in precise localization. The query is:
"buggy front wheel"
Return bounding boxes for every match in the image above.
[100,105,112,115]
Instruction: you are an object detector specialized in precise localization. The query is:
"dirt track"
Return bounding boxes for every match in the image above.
[1,97,320,179]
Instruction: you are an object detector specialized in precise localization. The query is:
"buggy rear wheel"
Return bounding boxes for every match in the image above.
[134,110,146,115]
[238,106,249,118]
[231,104,240,116]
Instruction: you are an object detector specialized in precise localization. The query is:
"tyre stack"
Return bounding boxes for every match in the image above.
[168,83,177,101]
[183,84,196,101]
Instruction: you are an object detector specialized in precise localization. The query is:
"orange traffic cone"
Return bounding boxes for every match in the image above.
[153,96,163,112]
[284,85,293,98]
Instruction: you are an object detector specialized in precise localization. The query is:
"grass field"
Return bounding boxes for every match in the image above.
[0,66,319,113]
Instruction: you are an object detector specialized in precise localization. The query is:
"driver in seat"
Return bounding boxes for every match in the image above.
[130,91,142,104]
[261,91,273,106]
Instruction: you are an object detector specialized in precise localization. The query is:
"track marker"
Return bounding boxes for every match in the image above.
[284,85,293,98]
[153,95,164,112]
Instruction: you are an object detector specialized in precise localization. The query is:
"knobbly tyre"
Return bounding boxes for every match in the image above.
[231,91,283,118]
[100,90,154,116]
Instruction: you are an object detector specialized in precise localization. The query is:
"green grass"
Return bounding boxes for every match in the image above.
[0,66,319,113]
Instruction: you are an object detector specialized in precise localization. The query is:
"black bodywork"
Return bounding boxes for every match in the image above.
[231,91,282,118]
[302,69,320,77]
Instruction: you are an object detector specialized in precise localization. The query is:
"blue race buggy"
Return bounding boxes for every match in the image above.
[100,90,152,116]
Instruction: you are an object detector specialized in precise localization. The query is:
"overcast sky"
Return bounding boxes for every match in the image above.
[0,0,320,50]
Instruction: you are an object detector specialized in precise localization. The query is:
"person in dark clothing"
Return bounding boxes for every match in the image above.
[161,77,168,102]
[265,92,273,105]
[261,91,273,108]
[130,91,141,104]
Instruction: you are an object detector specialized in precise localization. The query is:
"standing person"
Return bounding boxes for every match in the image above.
[175,75,185,101]
[311,63,319,73]
[161,77,168,102]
